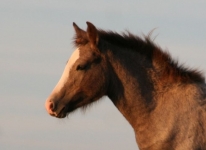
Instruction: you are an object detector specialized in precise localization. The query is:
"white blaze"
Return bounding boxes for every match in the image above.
[51,48,80,94]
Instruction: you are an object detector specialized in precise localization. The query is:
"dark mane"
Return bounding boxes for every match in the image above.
[73,28,205,83]
[97,30,205,83]
[98,30,155,52]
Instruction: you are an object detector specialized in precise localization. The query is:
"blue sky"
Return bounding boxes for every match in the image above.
[0,1,206,150]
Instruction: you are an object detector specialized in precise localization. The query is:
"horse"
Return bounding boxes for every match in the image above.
[45,22,206,150]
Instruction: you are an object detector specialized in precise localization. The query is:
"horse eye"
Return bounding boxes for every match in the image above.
[76,64,87,71]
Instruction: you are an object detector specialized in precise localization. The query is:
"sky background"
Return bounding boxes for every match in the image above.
[1,0,206,150]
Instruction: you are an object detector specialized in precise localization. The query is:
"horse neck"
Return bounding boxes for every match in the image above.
[105,47,155,127]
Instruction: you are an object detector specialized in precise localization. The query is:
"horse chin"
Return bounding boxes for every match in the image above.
[55,97,92,118]
[54,106,73,118]
[55,104,78,118]
[55,107,67,118]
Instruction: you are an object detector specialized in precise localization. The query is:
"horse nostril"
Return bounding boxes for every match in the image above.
[45,100,56,113]
[49,101,55,111]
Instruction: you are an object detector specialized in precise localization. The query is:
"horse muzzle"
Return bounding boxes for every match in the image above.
[45,99,67,118]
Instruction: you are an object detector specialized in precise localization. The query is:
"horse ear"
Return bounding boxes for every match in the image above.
[73,22,87,45]
[86,22,99,49]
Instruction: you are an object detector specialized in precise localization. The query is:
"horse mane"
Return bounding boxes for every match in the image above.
[98,30,205,83]
[75,29,205,83]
